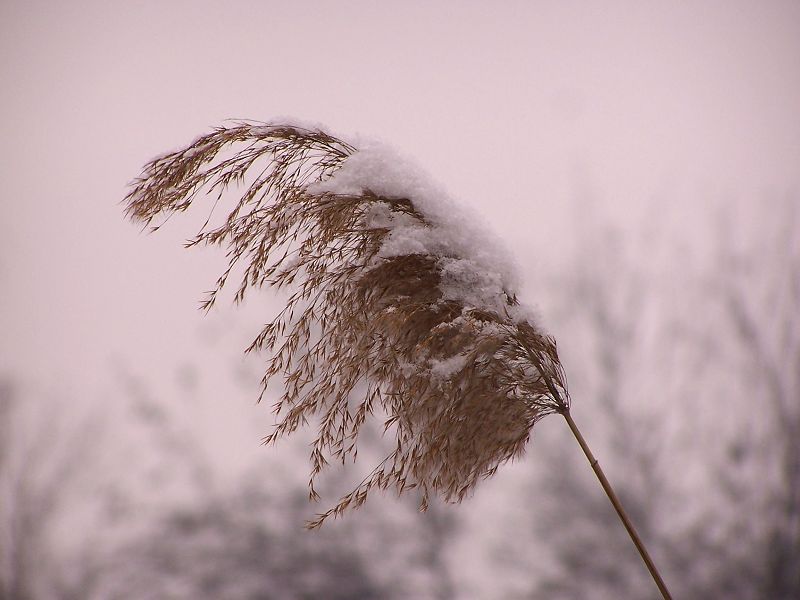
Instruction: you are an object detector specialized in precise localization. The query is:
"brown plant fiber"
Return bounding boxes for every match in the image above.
[125,122,570,527]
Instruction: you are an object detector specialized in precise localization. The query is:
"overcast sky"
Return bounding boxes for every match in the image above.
[2,4,799,597]
[2,0,799,403]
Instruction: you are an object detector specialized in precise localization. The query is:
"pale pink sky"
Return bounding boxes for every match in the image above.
[2,0,799,422]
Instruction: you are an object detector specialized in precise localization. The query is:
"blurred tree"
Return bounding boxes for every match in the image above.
[71,467,457,599]
[0,380,94,600]
[705,197,800,599]
[63,363,458,600]
[76,486,384,599]
[524,197,799,599]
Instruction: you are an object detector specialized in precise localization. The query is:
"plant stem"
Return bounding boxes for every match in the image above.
[562,409,673,600]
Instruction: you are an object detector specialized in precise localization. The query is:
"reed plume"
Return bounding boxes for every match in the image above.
[125,121,671,598]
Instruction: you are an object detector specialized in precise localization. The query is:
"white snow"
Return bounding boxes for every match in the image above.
[307,140,536,322]
[439,257,508,315]
[429,353,469,379]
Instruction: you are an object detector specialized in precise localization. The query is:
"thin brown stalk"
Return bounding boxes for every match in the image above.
[562,409,673,600]
[527,338,673,598]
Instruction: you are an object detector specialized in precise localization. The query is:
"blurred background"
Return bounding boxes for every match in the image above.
[1,1,798,598]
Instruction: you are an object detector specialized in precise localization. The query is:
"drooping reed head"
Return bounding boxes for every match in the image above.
[125,121,569,526]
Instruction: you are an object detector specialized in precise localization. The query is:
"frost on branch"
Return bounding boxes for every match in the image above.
[125,121,570,527]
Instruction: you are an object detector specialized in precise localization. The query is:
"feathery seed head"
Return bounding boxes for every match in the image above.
[125,121,570,527]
